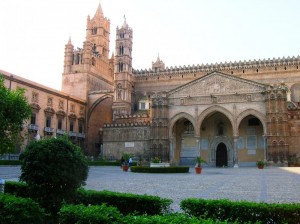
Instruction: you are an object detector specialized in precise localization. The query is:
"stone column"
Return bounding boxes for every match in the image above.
[233,136,239,168]
[263,135,267,163]
[195,136,201,156]
[169,137,174,164]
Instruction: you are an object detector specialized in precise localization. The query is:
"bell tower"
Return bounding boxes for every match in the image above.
[62,3,114,100]
[112,16,133,118]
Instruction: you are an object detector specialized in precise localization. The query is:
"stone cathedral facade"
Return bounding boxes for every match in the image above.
[3,3,300,166]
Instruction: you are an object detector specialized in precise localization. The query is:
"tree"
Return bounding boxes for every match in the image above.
[0,74,31,154]
[19,136,89,218]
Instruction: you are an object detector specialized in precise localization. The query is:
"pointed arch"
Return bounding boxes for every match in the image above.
[197,105,234,135]
[236,109,267,135]
[168,112,196,137]
[87,94,114,123]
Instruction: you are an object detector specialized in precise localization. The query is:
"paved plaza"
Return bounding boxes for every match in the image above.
[1,166,300,211]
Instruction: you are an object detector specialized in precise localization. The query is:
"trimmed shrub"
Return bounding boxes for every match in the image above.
[123,213,230,224]
[19,136,89,217]
[0,194,45,224]
[131,166,189,173]
[181,198,300,224]
[59,204,230,224]
[0,160,22,165]
[5,181,172,216]
[74,188,172,215]
[59,204,122,224]
[4,181,29,198]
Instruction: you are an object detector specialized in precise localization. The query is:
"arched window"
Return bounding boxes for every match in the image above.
[119,46,124,55]
[118,62,124,72]
[291,83,300,103]
[92,27,97,35]
[117,84,122,99]
[217,122,225,136]
[76,53,80,64]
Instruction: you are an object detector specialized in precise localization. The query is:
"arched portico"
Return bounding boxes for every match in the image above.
[236,109,267,136]
[199,109,235,166]
[169,113,197,165]
[197,105,235,135]
[236,111,266,166]
[169,112,196,137]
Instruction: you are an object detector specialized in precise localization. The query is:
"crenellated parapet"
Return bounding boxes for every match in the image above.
[106,112,151,126]
[133,56,300,77]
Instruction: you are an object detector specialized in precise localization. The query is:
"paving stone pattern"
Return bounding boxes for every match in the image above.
[1,166,300,212]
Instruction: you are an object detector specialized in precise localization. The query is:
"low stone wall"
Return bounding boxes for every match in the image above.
[103,126,151,160]
[150,162,170,167]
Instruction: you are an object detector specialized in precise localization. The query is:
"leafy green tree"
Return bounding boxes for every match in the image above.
[19,136,89,218]
[0,74,31,154]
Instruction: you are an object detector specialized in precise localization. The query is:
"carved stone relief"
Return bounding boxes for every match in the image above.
[168,72,266,99]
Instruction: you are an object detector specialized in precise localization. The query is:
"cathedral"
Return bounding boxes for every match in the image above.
[2,3,300,167]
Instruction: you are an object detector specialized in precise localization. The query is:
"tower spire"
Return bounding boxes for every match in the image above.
[95,1,103,17]
[67,36,72,45]
[122,14,128,28]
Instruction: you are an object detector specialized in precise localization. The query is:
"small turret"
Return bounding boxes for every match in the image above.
[152,54,165,72]
[64,37,74,74]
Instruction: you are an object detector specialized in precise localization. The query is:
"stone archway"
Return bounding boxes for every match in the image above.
[199,109,234,166]
[197,105,234,135]
[236,109,267,136]
[237,114,265,165]
[87,94,113,156]
[210,136,233,166]
[169,114,197,165]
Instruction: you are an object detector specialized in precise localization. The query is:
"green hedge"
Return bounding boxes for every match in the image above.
[181,198,300,224]
[59,204,122,224]
[59,204,230,224]
[0,160,22,165]
[5,182,172,215]
[4,181,30,198]
[0,194,46,224]
[130,166,190,173]
[88,160,121,166]
[123,214,230,224]
[74,188,172,215]
[0,160,136,166]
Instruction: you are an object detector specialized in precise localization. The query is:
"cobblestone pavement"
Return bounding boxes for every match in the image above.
[1,166,300,212]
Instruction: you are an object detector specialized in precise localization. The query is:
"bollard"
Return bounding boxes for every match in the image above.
[0,179,5,193]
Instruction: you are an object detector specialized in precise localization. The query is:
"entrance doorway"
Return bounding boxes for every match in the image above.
[216,143,228,167]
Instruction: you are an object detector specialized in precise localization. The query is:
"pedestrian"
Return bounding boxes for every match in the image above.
[129,157,133,167]
[121,156,125,167]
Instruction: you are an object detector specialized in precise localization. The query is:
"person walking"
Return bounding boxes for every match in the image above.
[128,157,133,167]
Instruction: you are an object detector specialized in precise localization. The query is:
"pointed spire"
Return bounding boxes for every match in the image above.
[67,36,72,45]
[94,1,103,18]
[122,14,128,28]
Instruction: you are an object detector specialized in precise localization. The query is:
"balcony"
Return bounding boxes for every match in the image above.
[28,124,39,132]
[77,133,86,139]
[68,131,77,138]
[44,127,54,135]
[56,129,66,135]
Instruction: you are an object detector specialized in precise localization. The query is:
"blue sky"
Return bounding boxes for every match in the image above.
[0,0,300,90]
